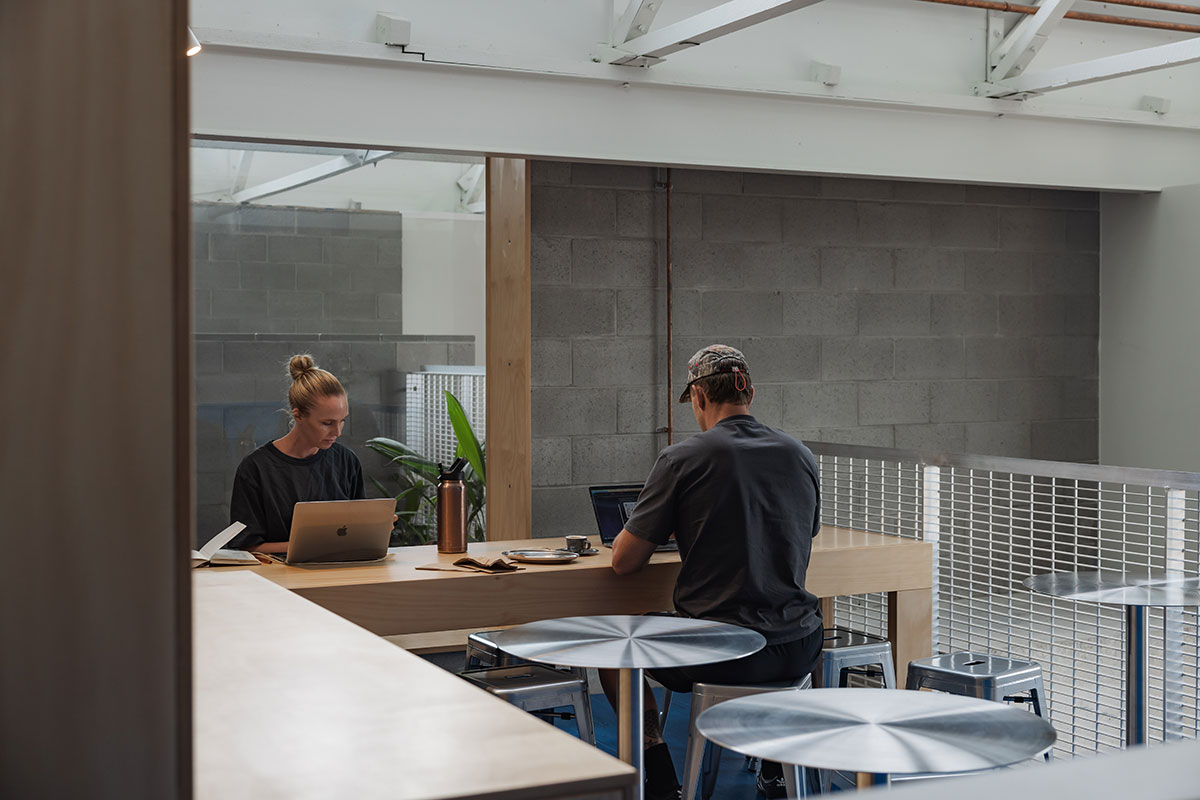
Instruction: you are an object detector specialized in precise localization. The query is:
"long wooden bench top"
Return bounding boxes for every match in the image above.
[193,570,635,800]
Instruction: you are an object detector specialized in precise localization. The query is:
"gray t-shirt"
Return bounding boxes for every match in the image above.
[623,415,822,644]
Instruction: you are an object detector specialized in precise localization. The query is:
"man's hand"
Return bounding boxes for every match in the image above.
[611,529,659,575]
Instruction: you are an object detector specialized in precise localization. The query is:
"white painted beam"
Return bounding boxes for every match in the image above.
[988,0,1076,82]
[608,0,827,65]
[230,149,393,203]
[983,36,1200,97]
[613,0,663,44]
[231,150,254,195]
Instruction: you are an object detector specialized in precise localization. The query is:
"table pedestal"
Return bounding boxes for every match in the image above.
[617,668,644,800]
[1126,604,1148,746]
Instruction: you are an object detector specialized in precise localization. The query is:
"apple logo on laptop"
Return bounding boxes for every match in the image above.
[336,525,348,537]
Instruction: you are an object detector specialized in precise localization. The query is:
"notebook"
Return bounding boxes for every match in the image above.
[191,521,258,568]
[275,498,396,565]
[588,484,678,552]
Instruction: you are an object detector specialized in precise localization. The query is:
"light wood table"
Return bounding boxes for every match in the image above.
[250,526,934,685]
[194,570,636,800]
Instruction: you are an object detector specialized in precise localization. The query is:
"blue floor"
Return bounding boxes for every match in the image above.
[558,688,763,799]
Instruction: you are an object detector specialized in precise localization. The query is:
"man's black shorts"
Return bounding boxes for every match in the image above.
[646,622,824,694]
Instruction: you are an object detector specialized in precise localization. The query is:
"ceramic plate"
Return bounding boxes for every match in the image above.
[502,548,580,564]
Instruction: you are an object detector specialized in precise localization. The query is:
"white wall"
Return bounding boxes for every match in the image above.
[1100,184,1200,471]
[402,213,486,363]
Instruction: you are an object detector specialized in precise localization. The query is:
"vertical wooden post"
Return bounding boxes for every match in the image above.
[484,158,532,541]
[888,588,933,688]
[0,1,192,795]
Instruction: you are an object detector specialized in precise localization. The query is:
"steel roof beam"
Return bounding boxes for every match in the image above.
[988,0,1077,82]
[230,149,394,204]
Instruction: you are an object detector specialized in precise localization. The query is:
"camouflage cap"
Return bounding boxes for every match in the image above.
[678,344,750,403]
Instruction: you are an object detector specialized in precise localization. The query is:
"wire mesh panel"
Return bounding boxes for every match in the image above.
[405,366,486,465]
[809,442,1200,758]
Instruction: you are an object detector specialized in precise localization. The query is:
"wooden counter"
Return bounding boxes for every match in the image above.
[248,526,933,684]
[194,570,635,800]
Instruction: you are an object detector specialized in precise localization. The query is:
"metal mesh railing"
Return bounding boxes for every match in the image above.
[405,366,486,465]
[810,442,1200,757]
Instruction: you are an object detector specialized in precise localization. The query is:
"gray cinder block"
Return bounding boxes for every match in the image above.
[239,205,297,234]
[347,210,404,237]
[857,202,932,247]
[531,186,616,237]
[746,383,783,428]
[858,382,930,425]
[743,172,819,198]
[194,261,240,291]
[1031,252,1098,294]
[268,235,323,264]
[210,233,267,262]
[532,485,597,538]
[931,294,996,335]
[1034,336,1097,378]
[295,264,339,292]
[447,342,476,366]
[741,245,819,290]
[894,249,964,292]
[670,168,742,194]
[193,203,239,233]
[349,342,399,373]
[532,437,573,486]
[269,291,323,319]
[377,293,403,321]
[570,163,655,190]
[1058,378,1098,419]
[671,242,753,289]
[700,291,784,336]
[242,263,297,291]
[325,236,379,267]
[783,199,857,246]
[820,247,894,291]
[616,386,667,434]
[930,380,996,423]
[895,338,964,379]
[781,292,858,336]
[531,160,571,186]
[964,251,1032,294]
[572,338,659,387]
[998,207,1068,252]
[819,177,894,200]
[739,336,820,382]
[195,341,223,374]
[194,291,212,319]
[571,434,661,485]
[211,290,269,320]
[1032,420,1098,462]
[894,182,966,204]
[195,374,257,405]
[895,423,965,453]
[572,238,660,286]
[702,195,782,243]
[532,236,571,286]
[965,421,1032,458]
[296,209,350,237]
[324,292,378,320]
[532,338,572,386]
[818,426,895,448]
[1029,189,1098,210]
[858,294,931,336]
[350,267,404,293]
[616,288,700,337]
[377,238,402,267]
[532,387,618,436]
[394,342,450,372]
[996,379,1061,421]
[965,337,1036,378]
[532,287,615,337]
[965,186,1030,206]
[931,205,998,249]
[1067,212,1099,253]
[781,382,857,429]
[822,338,894,381]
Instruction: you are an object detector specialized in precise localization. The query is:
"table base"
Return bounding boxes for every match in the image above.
[617,668,645,800]
[1127,604,1148,747]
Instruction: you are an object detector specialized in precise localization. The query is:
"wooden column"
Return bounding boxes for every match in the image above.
[0,1,192,796]
[484,158,532,540]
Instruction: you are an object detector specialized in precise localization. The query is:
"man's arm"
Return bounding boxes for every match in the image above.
[611,529,660,575]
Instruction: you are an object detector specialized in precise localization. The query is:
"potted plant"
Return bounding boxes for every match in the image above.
[366,391,486,546]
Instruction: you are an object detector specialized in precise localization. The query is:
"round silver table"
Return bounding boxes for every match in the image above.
[695,687,1056,790]
[491,615,764,800]
[1024,569,1200,746]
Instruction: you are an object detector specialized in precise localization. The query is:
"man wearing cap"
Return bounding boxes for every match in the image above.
[604,344,823,800]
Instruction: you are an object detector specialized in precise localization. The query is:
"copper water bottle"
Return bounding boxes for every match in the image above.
[436,458,468,554]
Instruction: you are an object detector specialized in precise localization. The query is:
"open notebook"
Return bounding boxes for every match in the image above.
[191,522,258,568]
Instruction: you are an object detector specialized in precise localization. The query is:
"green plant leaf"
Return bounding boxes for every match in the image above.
[445,391,485,483]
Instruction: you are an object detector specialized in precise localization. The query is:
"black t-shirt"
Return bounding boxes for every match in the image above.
[623,415,822,645]
[228,441,365,550]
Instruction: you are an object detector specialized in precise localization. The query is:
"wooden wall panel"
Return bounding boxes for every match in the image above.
[484,159,532,541]
[0,1,191,796]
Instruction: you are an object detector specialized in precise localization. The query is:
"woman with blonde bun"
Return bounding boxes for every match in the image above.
[227,355,364,552]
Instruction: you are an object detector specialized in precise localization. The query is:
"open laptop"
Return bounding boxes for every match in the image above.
[588,484,678,552]
[275,498,396,565]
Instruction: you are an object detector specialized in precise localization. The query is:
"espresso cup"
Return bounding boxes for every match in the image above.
[565,535,589,554]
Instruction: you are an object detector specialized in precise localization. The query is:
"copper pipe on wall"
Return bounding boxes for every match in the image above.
[665,168,674,447]
[1084,0,1200,17]
[915,0,1200,33]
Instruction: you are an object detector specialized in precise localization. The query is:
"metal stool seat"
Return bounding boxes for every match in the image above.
[465,629,521,670]
[905,651,1050,763]
[819,627,897,689]
[460,664,596,745]
[682,673,812,800]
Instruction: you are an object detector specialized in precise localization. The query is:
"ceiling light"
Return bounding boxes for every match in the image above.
[187,27,202,57]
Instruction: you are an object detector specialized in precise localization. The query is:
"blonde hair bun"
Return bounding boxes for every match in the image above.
[288,354,316,382]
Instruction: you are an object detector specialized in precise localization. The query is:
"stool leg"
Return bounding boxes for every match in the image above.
[681,698,708,800]
[880,656,897,690]
[1030,676,1050,762]
[574,692,595,746]
[660,689,673,727]
[782,763,807,799]
[700,743,721,800]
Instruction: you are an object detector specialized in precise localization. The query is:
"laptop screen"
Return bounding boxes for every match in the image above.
[589,484,644,544]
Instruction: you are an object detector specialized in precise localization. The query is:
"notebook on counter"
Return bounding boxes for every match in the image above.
[191,522,258,568]
[588,484,678,552]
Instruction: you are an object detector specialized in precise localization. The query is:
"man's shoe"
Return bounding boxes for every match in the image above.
[755,770,787,799]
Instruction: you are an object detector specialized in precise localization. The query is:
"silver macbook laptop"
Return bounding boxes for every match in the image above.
[588,484,678,552]
[277,498,395,565]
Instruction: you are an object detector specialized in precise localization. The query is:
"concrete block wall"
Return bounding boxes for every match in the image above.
[530,162,1100,538]
[194,334,475,546]
[193,202,405,334]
